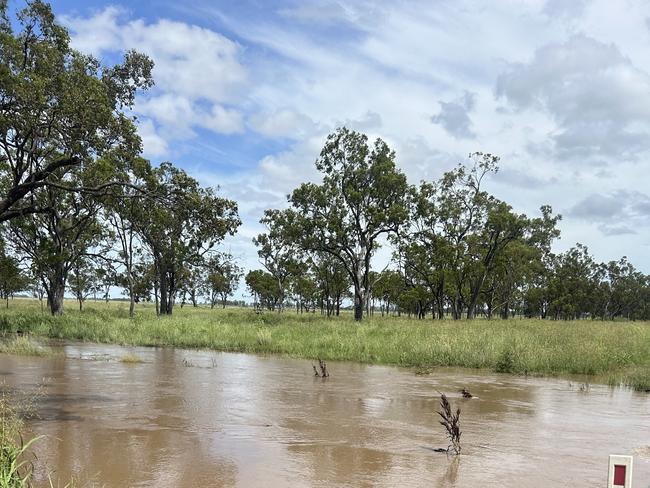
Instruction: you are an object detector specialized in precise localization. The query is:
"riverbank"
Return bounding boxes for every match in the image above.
[1,299,649,390]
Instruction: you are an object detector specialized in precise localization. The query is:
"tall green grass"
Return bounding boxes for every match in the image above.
[1,298,650,390]
[0,390,40,488]
[0,337,59,358]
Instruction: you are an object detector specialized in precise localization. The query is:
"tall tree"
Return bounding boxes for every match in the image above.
[288,128,409,321]
[0,242,27,308]
[245,269,282,311]
[104,156,153,317]
[68,256,100,311]
[204,254,242,309]
[253,209,298,312]
[0,1,153,222]
[132,163,240,315]
[6,168,106,315]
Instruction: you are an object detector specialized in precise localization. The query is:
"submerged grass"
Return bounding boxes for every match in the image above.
[1,299,650,390]
[119,353,143,364]
[0,337,59,358]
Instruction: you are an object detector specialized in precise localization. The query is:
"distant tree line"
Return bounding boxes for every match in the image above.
[248,128,650,321]
[1,2,648,323]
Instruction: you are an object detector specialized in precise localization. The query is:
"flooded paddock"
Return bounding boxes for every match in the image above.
[0,343,648,487]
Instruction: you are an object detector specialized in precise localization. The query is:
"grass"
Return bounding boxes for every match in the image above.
[0,386,42,488]
[0,337,59,358]
[119,353,143,364]
[0,298,649,390]
[0,387,75,488]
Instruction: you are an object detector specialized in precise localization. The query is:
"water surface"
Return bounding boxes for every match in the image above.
[0,344,648,487]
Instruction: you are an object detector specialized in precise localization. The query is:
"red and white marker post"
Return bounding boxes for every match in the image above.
[608,455,633,488]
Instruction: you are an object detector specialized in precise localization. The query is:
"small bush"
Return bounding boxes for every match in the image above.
[256,329,273,347]
[495,347,517,373]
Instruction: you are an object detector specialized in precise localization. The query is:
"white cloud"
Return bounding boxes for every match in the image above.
[496,35,650,162]
[248,109,316,139]
[136,118,168,157]
[59,0,650,275]
[62,8,247,147]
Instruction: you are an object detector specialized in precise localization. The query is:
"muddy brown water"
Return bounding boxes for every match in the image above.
[0,344,648,487]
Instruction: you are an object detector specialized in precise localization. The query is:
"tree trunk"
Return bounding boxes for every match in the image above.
[467,273,487,320]
[154,279,159,315]
[354,292,363,320]
[129,291,135,318]
[48,272,66,316]
[159,270,173,315]
[500,301,510,320]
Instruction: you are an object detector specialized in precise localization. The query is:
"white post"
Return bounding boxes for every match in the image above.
[608,455,633,488]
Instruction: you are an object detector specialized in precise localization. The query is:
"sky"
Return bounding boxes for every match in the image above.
[47,0,650,283]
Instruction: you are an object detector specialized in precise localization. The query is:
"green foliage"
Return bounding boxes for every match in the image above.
[275,127,410,320]
[0,250,26,306]
[0,0,153,222]
[245,270,282,311]
[204,255,242,308]
[131,162,241,314]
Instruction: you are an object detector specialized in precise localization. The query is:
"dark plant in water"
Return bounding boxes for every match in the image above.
[313,359,329,378]
[438,393,461,455]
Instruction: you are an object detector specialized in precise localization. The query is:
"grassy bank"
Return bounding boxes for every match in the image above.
[1,299,649,391]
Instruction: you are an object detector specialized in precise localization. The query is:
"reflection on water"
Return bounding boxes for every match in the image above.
[0,343,647,487]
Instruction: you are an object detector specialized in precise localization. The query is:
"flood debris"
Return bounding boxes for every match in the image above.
[459,388,472,398]
[313,358,329,378]
[437,393,462,455]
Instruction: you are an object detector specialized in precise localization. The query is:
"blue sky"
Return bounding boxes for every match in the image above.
[48,0,650,282]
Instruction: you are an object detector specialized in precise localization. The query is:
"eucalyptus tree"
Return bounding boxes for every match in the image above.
[396,182,453,319]
[253,209,300,311]
[372,270,404,316]
[291,271,319,314]
[0,243,27,307]
[131,163,240,315]
[68,256,100,311]
[6,166,107,315]
[546,244,598,320]
[311,252,350,317]
[104,156,153,316]
[600,257,647,320]
[245,269,282,311]
[288,128,409,321]
[0,1,153,223]
[486,205,561,319]
[463,200,530,319]
[204,254,242,309]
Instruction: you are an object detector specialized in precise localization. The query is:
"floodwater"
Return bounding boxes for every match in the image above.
[0,344,648,488]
